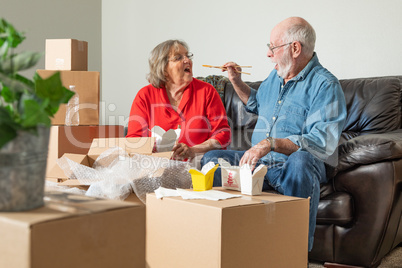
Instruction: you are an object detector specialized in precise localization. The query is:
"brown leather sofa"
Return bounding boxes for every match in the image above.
[198,75,402,267]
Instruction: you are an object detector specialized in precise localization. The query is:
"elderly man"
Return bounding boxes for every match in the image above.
[201,17,347,251]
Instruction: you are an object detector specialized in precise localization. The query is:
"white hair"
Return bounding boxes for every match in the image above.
[283,20,316,57]
[147,39,189,88]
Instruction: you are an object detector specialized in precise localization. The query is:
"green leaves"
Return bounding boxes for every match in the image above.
[1,85,13,102]
[0,18,26,60]
[0,51,42,74]
[0,107,18,148]
[0,72,73,148]
[34,72,74,116]
[20,98,51,128]
[0,72,32,93]
[0,18,73,149]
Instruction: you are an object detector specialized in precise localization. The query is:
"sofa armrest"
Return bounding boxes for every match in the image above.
[335,129,402,173]
[328,132,402,266]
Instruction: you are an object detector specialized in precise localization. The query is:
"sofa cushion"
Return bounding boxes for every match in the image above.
[316,192,353,225]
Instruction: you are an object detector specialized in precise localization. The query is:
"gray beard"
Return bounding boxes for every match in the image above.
[277,50,292,79]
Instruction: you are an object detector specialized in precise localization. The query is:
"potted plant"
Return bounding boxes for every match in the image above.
[0,18,74,211]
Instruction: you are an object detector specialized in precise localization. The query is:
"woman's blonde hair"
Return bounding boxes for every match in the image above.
[147,39,189,88]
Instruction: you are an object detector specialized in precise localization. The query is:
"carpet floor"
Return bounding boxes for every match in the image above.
[309,246,402,267]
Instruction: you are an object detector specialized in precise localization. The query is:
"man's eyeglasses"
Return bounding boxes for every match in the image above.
[267,42,292,55]
[169,53,194,62]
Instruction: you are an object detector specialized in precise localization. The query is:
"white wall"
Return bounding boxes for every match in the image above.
[0,0,101,85]
[3,1,402,126]
[102,0,402,127]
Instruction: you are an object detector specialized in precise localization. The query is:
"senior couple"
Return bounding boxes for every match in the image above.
[127,16,347,252]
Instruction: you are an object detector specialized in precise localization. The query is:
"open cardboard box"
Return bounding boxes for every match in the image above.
[47,137,173,186]
[0,191,145,268]
[46,125,124,177]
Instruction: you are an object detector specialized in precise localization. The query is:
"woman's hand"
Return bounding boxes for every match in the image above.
[172,142,195,161]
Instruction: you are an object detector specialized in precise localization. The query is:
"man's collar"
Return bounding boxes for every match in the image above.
[294,52,318,81]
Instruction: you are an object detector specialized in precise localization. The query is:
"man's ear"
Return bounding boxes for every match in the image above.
[291,41,302,58]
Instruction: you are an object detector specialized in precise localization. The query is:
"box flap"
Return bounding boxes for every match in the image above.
[150,152,174,159]
[59,179,87,187]
[147,192,263,209]
[44,191,137,212]
[0,191,138,228]
[88,137,155,156]
[214,188,306,203]
[47,153,89,180]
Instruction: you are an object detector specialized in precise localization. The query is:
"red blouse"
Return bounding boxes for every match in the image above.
[127,78,231,148]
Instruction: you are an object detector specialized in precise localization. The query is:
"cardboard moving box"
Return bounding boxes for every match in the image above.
[146,189,309,268]
[46,125,125,176]
[88,137,174,159]
[47,137,174,185]
[45,39,88,71]
[0,191,145,268]
[37,70,100,125]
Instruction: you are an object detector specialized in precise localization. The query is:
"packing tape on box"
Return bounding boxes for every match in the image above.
[43,191,99,214]
[240,195,275,223]
[78,40,85,51]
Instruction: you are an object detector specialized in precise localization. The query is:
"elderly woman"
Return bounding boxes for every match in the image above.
[127,39,231,161]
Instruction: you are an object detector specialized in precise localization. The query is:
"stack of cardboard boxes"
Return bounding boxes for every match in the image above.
[37,39,125,177]
[0,39,145,268]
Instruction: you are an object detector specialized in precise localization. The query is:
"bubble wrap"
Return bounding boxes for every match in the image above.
[56,147,192,203]
[129,153,192,203]
[45,180,87,196]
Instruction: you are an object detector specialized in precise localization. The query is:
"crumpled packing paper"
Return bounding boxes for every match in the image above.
[154,186,242,201]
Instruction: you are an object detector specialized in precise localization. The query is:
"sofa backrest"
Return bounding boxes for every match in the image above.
[338,76,402,143]
[200,75,402,151]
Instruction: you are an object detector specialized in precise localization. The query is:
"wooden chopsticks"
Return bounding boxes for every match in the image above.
[202,65,251,75]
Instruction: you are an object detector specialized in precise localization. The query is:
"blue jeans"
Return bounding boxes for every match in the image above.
[201,149,327,252]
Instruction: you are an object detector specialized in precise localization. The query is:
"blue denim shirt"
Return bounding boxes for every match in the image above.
[246,53,347,166]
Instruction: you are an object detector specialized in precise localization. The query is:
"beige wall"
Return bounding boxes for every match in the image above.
[0,0,101,82]
[102,0,402,126]
[3,0,402,126]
